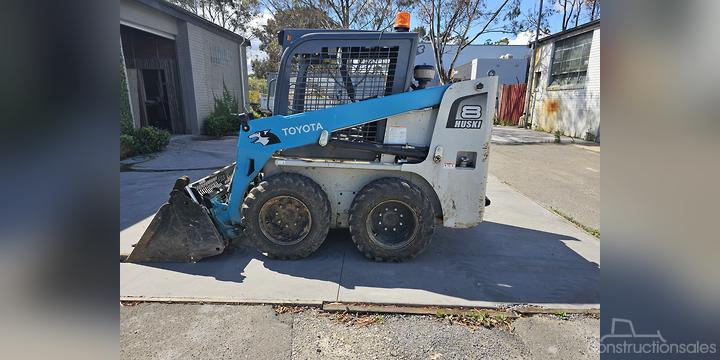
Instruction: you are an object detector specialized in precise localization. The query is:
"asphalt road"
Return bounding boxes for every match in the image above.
[121,303,599,360]
[489,143,600,233]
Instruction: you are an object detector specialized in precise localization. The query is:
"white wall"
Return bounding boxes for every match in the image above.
[187,23,247,130]
[529,28,600,141]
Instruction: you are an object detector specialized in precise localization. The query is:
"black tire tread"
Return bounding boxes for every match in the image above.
[348,178,435,262]
[241,173,331,259]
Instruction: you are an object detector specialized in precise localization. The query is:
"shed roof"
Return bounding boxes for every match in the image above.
[133,0,250,45]
[533,19,600,46]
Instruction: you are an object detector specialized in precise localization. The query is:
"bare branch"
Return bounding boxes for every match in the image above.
[463,0,511,49]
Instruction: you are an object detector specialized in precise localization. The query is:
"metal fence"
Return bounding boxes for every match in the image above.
[497,83,527,125]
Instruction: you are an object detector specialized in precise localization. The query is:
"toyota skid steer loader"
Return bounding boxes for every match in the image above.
[126,18,497,263]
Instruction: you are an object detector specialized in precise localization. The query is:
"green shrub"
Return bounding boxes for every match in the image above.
[204,115,230,138]
[134,126,171,154]
[120,126,171,159]
[203,82,243,137]
[224,114,240,133]
[585,131,596,142]
[492,116,515,126]
[554,130,562,143]
[120,134,138,158]
[121,119,135,136]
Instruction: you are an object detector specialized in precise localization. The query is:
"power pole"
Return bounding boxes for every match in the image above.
[520,0,544,128]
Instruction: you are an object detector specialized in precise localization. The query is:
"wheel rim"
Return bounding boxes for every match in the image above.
[258,196,312,246]
[365,200,418,249]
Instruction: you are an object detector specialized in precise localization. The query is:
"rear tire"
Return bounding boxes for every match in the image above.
[241,173,330,259]
[349,178,435,261]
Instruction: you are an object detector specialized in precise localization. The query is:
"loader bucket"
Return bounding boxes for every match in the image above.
[126,178,227,263]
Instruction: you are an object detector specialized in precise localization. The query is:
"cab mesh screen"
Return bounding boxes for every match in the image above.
[287,46,399,142]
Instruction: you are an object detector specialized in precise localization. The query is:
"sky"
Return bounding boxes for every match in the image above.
[422,0,591,45]
[245,0,593,71]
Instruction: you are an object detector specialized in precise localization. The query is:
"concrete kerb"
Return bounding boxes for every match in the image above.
[491,126,598,146]
[120,296,599,316]
[120,296,324,307]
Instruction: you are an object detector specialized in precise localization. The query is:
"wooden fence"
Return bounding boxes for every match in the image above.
[496,83,527,126]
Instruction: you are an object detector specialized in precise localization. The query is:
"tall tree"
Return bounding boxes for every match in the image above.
[587,0,600,21]
[555,0,599,31]
[169,0,260,34]
[557,0,579,31]
[507,0,554,37]
[416,0,522,84]
[263,0,411,31]
[250,5,337,78]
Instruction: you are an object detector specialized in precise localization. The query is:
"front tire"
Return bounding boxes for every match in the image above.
[241,173,330,259]
[349,178,435,261]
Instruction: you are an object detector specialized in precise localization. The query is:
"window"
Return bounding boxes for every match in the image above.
[549,31,593,87]
[210,47,230,65]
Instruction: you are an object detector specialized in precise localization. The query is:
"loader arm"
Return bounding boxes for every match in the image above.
[208,85,449,235]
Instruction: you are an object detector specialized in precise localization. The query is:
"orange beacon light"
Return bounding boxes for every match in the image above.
[394,12,410,32]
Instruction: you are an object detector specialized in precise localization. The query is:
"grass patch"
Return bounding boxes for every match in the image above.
[550,207,600,238]
[326,312,387,327]
[494,118,516,126]
[272,305,308,314]
[435,310,514,331]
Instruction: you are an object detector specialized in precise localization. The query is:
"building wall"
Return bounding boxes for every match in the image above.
[529,28,600,141]
[120,0,177,38]
[415,44,531,86]
[125,68,142,128]
[455,58,528,85]
[186,22,247,132]
[415,43,530,68]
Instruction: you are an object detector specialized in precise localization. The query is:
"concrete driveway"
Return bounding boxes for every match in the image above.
[120,136,599,309]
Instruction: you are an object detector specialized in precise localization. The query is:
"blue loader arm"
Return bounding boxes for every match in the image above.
[210,85,449,235]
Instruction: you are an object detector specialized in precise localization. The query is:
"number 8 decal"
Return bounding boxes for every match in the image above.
[461,105,482,119]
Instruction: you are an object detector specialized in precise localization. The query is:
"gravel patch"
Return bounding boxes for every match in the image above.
[291,309,525,359]
[121,304,599,360]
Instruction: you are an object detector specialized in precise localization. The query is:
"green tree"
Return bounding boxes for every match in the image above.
[265,0,411,31]
[169,0,260,33]
[553,0,600,31]
[251,5,337,78]
[412,26,430,41]
[416,0,522,84]
[248,76,267,104]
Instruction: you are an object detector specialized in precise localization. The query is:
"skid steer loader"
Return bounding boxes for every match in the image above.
[126,22,497,263]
